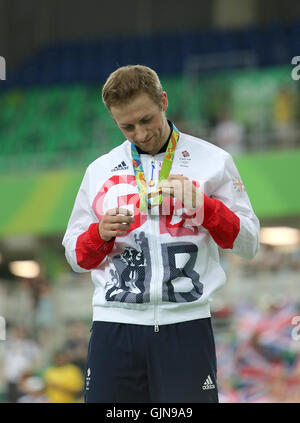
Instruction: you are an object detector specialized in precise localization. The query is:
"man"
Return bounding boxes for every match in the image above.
[62,65,260,403]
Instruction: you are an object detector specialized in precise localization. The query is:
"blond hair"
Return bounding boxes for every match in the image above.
[102,65,163,110]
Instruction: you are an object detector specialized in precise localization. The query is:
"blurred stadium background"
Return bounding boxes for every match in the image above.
[0,0,300,403]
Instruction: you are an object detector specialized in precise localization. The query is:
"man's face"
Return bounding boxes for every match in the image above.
[110,91,170,156]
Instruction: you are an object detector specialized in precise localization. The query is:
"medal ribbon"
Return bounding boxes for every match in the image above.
[131,122,180,211]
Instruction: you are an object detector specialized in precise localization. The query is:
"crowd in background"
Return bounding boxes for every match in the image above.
[214,298,300,402]
[172,81,300,157]
[0,320,88,403]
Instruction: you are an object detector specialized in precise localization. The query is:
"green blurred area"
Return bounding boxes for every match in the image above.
[0,65,298,172]
[0,148,299,237]
[0,84,123,172]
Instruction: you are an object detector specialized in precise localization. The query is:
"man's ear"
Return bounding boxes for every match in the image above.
[161,91,168,112]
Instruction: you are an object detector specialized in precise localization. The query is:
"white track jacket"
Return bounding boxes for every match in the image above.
[62,130,260,331]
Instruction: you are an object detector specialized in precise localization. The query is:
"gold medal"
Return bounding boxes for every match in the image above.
[148,180,155,187]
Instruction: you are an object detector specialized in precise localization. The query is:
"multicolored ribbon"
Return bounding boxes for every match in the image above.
[131,122,180,211]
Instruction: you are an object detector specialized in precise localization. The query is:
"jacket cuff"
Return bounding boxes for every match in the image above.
[202,194,240,249]
[75,223,116,270]
[203,194,218,226]
[87,223,115,250]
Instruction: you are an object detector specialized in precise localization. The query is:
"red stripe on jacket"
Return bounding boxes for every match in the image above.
[75,223,115,270]
[202,194,240,249]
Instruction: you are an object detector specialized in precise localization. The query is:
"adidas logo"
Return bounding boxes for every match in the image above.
[111,161,129,172]
[202,375,215,390]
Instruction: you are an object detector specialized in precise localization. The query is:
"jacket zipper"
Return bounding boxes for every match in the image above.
[152,218,160,333]
[150,157,160,333]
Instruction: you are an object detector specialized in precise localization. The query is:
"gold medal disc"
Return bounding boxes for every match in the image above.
[148,180,155,187]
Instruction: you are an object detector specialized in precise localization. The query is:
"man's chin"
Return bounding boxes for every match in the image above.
[137,140,156,153]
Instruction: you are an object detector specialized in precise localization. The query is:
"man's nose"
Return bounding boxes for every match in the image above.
[134,125,147,142]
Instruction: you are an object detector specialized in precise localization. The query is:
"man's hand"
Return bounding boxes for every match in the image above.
[153,174,203,210]
[98,207,135,241]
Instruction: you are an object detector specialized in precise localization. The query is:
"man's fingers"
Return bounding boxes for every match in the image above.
[108,215,135,224]
[161,187,175,197]
[107,208,118,216]
[105,230,128,239]
[158,179,183,189]
[107,207,132,216]
[109,222,131,230]
[147,187,175,198]
[105,208,134,224]
[168,174,189,180]
[157,179,181,195]
[147,188,162,198]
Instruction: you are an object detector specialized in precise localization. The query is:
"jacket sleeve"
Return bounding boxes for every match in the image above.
[202,153,260,259]
[62,167,115,272]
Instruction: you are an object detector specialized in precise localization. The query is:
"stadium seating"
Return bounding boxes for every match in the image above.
[1,21,299,90]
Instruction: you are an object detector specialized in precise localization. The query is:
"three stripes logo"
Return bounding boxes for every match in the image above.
[85,368,91,391]
[202,375,215,390]
[111,161,129,172]
[0,56,6,80]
